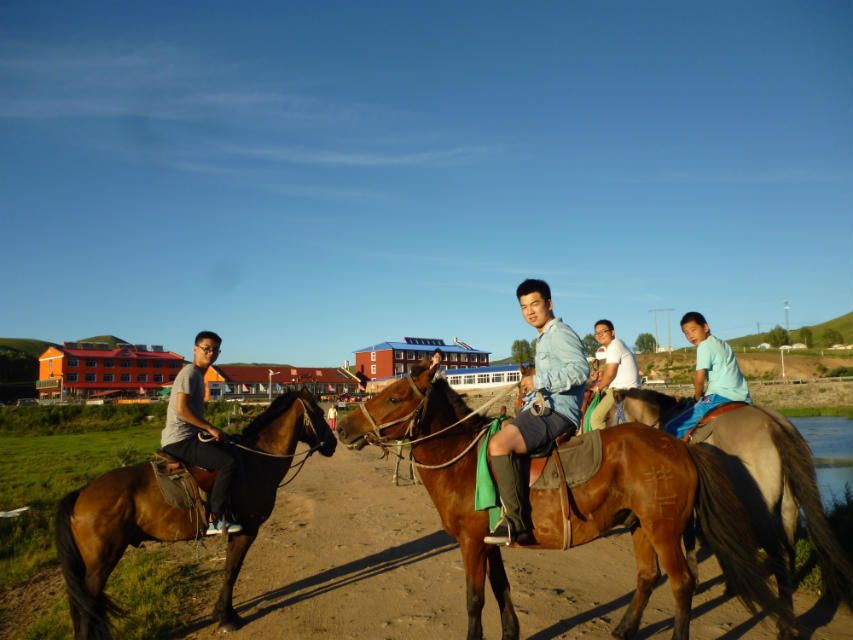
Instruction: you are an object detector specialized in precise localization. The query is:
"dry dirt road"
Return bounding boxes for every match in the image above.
[173,443,853,640]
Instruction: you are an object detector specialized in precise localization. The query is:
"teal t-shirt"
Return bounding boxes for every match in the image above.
[696,335,751,403]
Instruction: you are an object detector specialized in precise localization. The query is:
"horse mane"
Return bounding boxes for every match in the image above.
[622,387,690,411]
[241,390,301,438]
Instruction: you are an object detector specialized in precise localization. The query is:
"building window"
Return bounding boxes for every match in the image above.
[491,373,505,383]
[103,373,115,383]
[168,374,177,382]
[395,350,403,360]
[103,360,114,368]
[153,360,163,369]
[507,371,520,382]
[407,351,415,360]
[137,360,147,368]
[67,358,78,367]
[86,359,97,368]
[85,373,97,382]
[137,374,148,383]
[169,361,181,369]
[370,364,376,375]
[395,363,404,374]
[477,374,489,384]
[66,373,78,382]
[461,354,468,362]
[448,375,461,385]
[370,351,376,362]
[464,375,475,385]
[154,374,164,383]
[120,360,131,368]
[450,353,458,362]
[120,374,131,383]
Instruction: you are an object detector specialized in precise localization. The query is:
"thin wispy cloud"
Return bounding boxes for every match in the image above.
[224,143,499,168]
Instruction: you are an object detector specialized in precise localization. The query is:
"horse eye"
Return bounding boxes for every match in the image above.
[388,397,400,405]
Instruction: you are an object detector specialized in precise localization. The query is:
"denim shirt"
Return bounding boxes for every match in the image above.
[522,317,589,426]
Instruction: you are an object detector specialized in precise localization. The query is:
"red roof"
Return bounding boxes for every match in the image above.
[46,346,184,360]
[213,365,355,385]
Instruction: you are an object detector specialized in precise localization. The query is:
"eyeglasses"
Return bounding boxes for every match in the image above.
[196,345,221,355]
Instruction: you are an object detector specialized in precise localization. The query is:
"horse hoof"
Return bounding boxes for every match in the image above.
[218,617,244,633]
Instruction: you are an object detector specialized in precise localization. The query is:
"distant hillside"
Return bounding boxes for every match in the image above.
[0,338,56,359]
[77,335,130,348]
[729,310,853,349]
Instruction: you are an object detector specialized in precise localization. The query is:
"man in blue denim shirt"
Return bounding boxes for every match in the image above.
[484,279,589,545]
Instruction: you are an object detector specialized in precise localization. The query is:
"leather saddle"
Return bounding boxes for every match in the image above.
[682,401,749,443]
[153,450,218,501]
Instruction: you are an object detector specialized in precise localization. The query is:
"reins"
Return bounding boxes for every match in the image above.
[199,398,330,461]
[363,380,519,470]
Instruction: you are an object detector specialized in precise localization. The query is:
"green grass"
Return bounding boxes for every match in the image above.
[729,310,853,349]
[16,549,211,640]
[0,425,162,590]
[778,406,853,419]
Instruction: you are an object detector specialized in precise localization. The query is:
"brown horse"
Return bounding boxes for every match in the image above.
[610,387,853,625]
[55,388,336,639]
[336,362,787,640]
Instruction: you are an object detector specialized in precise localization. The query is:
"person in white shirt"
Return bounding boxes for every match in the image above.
[589,319,641,430]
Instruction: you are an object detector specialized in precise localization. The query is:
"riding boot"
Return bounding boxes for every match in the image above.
[484,454,534,546]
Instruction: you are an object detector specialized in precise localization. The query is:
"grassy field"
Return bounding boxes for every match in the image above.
[0,412,227,639]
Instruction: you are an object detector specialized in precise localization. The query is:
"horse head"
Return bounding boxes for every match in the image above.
[337,359,438,446]
[297,387,337,457]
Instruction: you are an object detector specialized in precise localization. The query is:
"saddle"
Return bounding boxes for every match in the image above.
[151,451,216,532]
[682,401,749,443]
[530,430,603,490]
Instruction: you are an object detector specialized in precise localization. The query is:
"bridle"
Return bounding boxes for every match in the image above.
[356,376,519,470]
[358,375,428,442]
[200,397,331,460]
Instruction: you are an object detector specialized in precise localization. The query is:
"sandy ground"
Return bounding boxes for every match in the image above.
[161,441,853,640]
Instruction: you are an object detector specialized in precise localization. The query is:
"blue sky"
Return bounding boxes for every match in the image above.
[2,1,851,365]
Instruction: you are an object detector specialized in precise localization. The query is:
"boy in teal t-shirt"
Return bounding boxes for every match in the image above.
[665,311,751,439]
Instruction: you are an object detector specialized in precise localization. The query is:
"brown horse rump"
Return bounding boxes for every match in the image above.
[531,430,603,490]
[683,402,749,443]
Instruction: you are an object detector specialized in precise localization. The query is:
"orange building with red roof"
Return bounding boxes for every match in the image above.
[37,341,184,400]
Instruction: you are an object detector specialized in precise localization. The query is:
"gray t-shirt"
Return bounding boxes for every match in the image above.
[161,364,207,447]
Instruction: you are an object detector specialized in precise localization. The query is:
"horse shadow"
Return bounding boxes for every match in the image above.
[172,529,457,636]
[529,543,841,640]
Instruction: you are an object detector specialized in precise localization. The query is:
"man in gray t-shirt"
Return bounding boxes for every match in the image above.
[161,331,243,535]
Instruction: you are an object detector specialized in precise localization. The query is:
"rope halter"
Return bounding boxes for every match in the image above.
[358,375,428,443]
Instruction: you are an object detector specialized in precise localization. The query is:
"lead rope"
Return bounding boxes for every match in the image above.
[371,382,519,470]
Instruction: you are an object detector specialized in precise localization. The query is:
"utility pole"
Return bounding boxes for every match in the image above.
[649,308,675,353]
[268,369,280,402]
[783,300,790,335]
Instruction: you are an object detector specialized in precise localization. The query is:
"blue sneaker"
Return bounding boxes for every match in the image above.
[205,519,242,535]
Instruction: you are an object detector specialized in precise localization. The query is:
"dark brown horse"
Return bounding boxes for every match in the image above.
[611,387,853,628]
[337,362,787,640]
[55,388,336,639]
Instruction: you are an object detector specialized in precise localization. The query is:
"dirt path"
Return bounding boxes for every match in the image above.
[176,444,853,640]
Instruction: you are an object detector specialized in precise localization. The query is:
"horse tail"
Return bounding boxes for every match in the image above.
[55,490,119,639]
[686,444,793,629]
[762,410,853,606]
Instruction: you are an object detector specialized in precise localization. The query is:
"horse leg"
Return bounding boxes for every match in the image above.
[654,532,696,640]
[460,534,490,640]
[613,527,660,639]
[485,544,519,640]
[772,484,800,640]
[213,533,256,631]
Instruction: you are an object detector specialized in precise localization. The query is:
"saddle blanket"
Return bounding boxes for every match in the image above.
[532,430,603,490]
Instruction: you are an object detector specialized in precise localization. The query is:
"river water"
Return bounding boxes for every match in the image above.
[792,416,853,507]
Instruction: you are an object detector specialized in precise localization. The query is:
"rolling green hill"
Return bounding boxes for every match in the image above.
[729,310,853,349]
[0,338,56,359]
